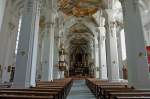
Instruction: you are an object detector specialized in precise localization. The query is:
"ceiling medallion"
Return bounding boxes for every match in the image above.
[58,0,102,17]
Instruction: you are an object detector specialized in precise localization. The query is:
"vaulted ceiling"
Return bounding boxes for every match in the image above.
[58,0,104,56]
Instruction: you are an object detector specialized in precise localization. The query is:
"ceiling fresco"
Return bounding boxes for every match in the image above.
[58,0,102,17]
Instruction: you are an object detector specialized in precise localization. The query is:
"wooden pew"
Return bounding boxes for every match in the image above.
[0,95,54,99]
[86,78,150,99]
[109,92,150,99]
[115,96,150,99]
[0,88,62,99]
[0,83,12,88]
[86,78,128,97]
[99,86,132,98]
[102,88,134,98]
[0,78,73,99]
[36,78,73,98]
[34,86,65,98]
[0,90,58,99]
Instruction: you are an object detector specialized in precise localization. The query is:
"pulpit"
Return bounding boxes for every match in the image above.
[58,43,67,71]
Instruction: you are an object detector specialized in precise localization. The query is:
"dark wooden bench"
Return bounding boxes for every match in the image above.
[0,94,54,99]
[109,92,150,99]
[0,83,12,88]
[0,78,73,99]
[0,88,62,99]
[86,78,150,99]
[0,91,58,98]
[115,96,150,99]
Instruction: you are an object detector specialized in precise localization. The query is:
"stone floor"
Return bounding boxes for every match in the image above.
[67,80,96,99]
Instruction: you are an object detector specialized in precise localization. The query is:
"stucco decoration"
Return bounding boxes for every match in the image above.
[58,0,103,17]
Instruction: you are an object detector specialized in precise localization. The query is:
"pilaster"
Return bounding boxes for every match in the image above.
[98,27,108,80]
[105,9,120,81]
[120,0,150,88]
[13,0,41,88]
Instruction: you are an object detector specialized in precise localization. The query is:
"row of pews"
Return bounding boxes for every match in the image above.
[0,83,12,88]
[0,78,73,99]
[86,78,150,99]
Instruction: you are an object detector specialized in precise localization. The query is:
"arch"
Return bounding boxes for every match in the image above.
[63,16,98,36]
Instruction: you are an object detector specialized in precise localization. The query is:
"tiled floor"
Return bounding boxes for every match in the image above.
[67,80,96,99]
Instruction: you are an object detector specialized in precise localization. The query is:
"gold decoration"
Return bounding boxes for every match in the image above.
[39,16,46,30]
[58,0,102,17]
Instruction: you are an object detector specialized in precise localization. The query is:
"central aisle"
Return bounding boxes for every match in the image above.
[67,80,96,99]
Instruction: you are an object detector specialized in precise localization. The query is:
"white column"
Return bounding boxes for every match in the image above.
[0,0,11,83]
[98,27,108,80]
[94,38,99,78]
[105,9,120,81]
[90,43,95,77]
[98,34,102,79]
[2,16,20,83]
[30,1,41,87]
[53,37,60,79]
[48,19,55,81]
[41,30,50,81]
[13,0,40,88]
[0,0,6,31]
[121,0,150,88]
[117,28,124,79]
[36,30,45,80]
[91,43,94,60]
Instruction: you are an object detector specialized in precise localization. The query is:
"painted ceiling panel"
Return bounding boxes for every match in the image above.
[58,0,102,16]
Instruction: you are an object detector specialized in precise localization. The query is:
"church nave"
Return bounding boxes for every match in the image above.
[0,0,150,98]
